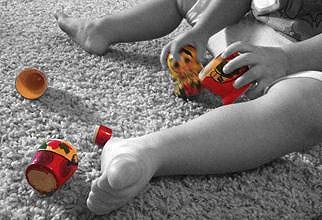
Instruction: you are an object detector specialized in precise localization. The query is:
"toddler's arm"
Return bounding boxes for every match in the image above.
[282,33,322,74]
[193,0,251,39]
[161,0,251,67]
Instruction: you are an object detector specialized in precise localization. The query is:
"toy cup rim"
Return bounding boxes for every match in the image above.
[92,125,100,145]
[15,67,48,100]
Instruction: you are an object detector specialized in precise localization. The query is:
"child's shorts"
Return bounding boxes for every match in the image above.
[180,0,322,95]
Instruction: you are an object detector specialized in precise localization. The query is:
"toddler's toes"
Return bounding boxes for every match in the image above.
[87,179,116,215]
[54,9,78,38]
[54,6,65,20]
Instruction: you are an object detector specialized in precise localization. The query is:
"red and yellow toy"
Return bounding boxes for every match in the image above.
[167,46,251,105]
[25,125,113,194]
[93,125,113,148]
[25,139,78,194]
[167,45,203,98]
[200,52,251,105]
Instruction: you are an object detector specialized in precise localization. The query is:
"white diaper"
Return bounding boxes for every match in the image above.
[265,71,322,94]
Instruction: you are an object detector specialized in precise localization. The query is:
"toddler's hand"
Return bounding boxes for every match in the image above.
[160,27,209,69]
[221,41,289,99]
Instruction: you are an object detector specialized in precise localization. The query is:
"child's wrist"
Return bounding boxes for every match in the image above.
[191,25,212,40]
[281,45,294,75]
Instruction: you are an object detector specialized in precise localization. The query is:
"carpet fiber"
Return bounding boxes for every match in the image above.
[1,0,322,219]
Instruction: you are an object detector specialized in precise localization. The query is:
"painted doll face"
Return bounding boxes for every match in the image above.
[167,46,203,81]
[166,46,203,97]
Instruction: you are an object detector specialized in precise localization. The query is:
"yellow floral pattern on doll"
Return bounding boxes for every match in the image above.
[38,139,78,164]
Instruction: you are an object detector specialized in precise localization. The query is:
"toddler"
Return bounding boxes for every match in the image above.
[55,0,322,215]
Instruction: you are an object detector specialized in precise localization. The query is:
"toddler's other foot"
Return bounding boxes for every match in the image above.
[86,137,160,215]
[54,8,112,55]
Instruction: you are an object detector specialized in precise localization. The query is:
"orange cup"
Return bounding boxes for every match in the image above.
[15,68,48,100]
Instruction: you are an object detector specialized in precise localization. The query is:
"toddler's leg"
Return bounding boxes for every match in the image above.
[152,76,322,175]
[87,75,322,215]
[54,0,195,55]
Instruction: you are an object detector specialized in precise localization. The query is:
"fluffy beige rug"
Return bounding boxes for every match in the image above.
[1,0,321,219]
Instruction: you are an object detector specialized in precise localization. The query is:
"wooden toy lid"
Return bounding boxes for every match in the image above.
[26,164,58,193]
[15,68,48,100]
[93,125,112,147]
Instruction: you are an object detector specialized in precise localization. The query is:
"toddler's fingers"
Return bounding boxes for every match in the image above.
[223,52,257,74]
[222,41,255,58]
[160,43,171,69]
[233,67,259,89]
[196,43,206,64]
[170,40,184,62]
[199,62,210,80]
[245,82,266,99]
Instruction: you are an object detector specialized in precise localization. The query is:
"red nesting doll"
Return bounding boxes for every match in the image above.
[25,139,78,194]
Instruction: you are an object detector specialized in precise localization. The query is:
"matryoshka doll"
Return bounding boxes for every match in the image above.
[25,139,78,194]
[167,45,204,98]
[200,52,252,105]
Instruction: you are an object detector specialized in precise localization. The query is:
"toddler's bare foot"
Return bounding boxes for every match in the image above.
[86,137,161,215]
[54,9,112,55]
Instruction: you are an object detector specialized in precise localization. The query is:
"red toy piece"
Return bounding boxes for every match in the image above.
[25,139,78,194]
[93,125,112,147]
[167,46,252,105]
[199,52,252,105]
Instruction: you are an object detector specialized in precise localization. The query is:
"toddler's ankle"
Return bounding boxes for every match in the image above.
[134,134,166,177]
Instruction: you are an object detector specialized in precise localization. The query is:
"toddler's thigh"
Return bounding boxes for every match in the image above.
[176,0,198,17]
[265,72,322,136]
[207,15,294,56]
